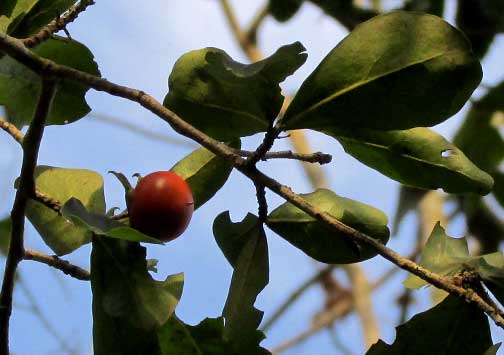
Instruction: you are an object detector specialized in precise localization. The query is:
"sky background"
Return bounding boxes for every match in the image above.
[1,0,503,354]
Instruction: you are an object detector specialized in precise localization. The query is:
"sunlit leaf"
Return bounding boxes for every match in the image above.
[170,140,240,210]
[327,127,494,195]
[164,42,307,140]
[267,188,390,264]
[0,37,100,126]
[25,166,105,255]
[284,11,481,131]
[9,0,76,37]
[404,223,504,305]
[61,198,163,244]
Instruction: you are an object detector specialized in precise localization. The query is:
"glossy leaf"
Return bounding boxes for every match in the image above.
[328,127,494,195]
[61,198,163,244]
[170,140,240,210]
[269,0,304,22]
[0,217,10,255]
[404,223,504,305]
[158,316,269,355]
[164,42,307,140]
[283,11,482,131]
[9,0,75,37]
[267,188,390,264]
[0,37,100,126]
[367,294,492,355]
[26,166,105,255]
[213,212,269,353]
[92,238,183,355]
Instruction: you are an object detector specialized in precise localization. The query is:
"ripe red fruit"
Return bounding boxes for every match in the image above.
[129,171,194,242]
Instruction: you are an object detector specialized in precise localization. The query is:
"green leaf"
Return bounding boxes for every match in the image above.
[158,316,269,355]
[0,0,38,34]
[0,37,100,126]
[404,223,504,305]
[366,294,492,355]
[61,198,163,244]
[170,140,240,210]
[267,188,390,264]
[283,11,482,131]
[92,238,183,355]
[164,42,307,140]
[213,212,269,352]
[9,0,76,37]
[404,223,470,289]
[0,216,11,255]
[453,83,504,173]
[269,0,304,22]
[327,127,494,195]
[25,166,105,255]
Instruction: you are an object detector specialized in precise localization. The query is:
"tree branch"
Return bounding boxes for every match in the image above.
[271,294,354,354]
[245,3,270,44]
[0,117,23,144]
[0,116,63,213]
[0,79,57,355]
[219,0,262,62]
[22,0,96,48]
[234,148,332,164]
[23,249,90,281]
[1,33,503,329]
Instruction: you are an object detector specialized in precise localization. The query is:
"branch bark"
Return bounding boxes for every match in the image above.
[23,249,90,281]
[1,32,503,330]
[22,0,96,48]
[0,79,56,355]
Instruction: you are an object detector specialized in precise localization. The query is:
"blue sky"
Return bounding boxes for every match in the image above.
[1,1,503,354]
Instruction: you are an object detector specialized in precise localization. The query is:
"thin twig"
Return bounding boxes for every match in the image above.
[0,79,57,355]
[219,0,262,61]
[89,112,197,148]
[0,116,63,213]
[261,265,335,332]
[23,249,90,281]
[245,3,270,44]
[344,264,379,348]
[17,276,76,353]
[22,0,96,48]
[235,148,332,164]
[271,294,354,354]
[0,117,23,144]
[1,33,503,329]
